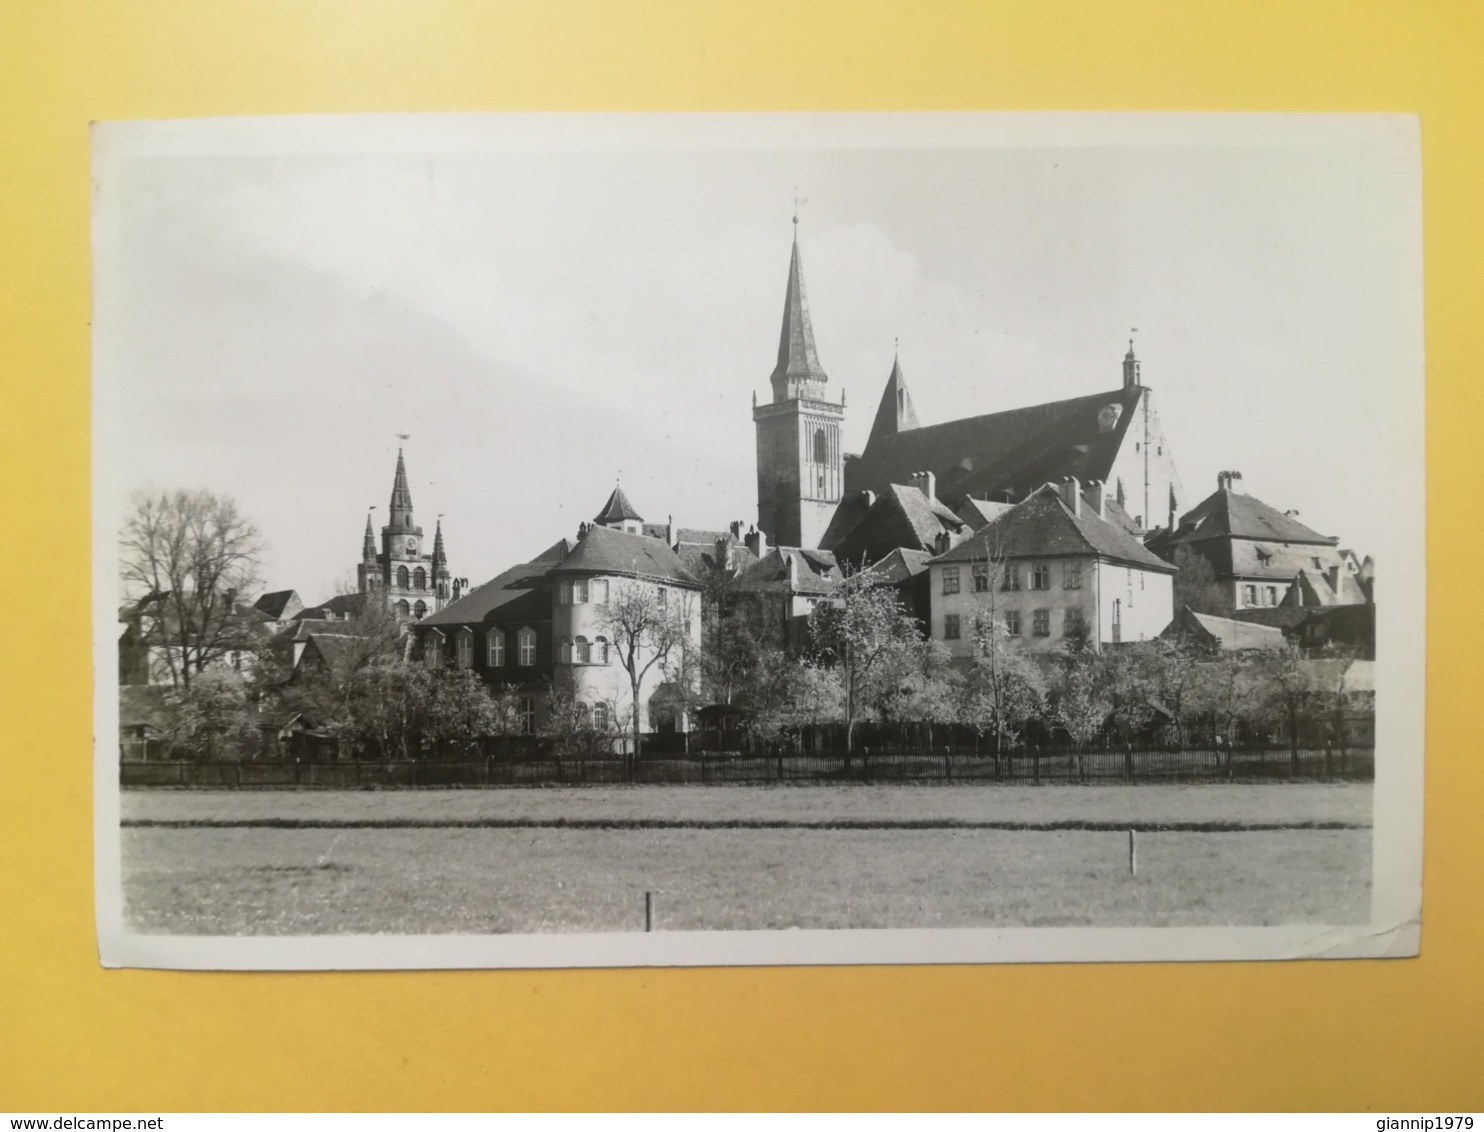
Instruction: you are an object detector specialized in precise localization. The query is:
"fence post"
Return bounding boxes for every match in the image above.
[645,891,654,933]
[1124,745,1133,784]
[1128,829,1137,876]
[943,746,952,781]
[1033,750,1040,785]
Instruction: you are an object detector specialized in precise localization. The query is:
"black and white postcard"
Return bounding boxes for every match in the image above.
[93,113,1424,969]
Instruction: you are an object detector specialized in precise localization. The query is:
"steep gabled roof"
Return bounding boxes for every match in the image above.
[860,547,933,586]
[931,484,1174,571]
[955,497,1016,530]
[1167,487,1336,547]
[823,482,965,568]
[253,590,301,620]
[594,485,643,525]
[846,385,1142,504]
[552,524,700,586]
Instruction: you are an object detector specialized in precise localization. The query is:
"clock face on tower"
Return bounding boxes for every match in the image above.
[405,538,417,555]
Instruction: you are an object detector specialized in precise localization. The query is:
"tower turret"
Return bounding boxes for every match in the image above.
[1123,338,1142,389]
[753,215,846,549]
[868,345,919,441]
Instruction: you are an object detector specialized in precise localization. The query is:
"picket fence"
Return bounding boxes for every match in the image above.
[120,743,1373,789]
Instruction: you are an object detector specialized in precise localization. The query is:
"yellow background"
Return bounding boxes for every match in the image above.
[2,0,1479,1111]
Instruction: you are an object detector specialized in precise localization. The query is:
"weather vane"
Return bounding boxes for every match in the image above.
[396,432,411,442]
[792,187,808,225]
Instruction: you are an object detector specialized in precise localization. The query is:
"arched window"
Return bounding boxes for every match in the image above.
[592,702,609,730]
[412,599,427,620]
[518,629,536,666]
[396,566,410,589]
[595,636,609,664]
[487,630,505,667]
[558,637,572,664]
[413,567,426,590]
[575,636,590,664]
[395,599,411,620]
[813,428,827,464]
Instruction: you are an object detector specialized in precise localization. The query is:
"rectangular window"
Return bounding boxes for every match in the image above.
[1063,561,1083,590]
[1064,608,1085,635]
[1243,584,1258,607]
[942,567,960,595]
[518,631,536,667]
[518,697,535,736]
[592,578,608,604]
[1004,610,1022,637]
[487,632,505,667]
[972,564,990,592]
[1030,563,1051,590]
[1032,609,1051,637]
[427,638,442,669]
[558,579,571,604]
[943,613,961,640]
[573,579,588,604]
[1266,585,1278,606]
[1002,565,1022,592]
[657,587,667,607]
[456,634,472,668]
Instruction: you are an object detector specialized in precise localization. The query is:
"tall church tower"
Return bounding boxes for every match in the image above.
[357,448,458,620]
[753,219,846,549]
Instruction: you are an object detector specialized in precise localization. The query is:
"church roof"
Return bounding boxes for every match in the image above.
[1165,485,1336,547]
[594,485,644,524]
[846,385,1144,505]
[868,355,919,440]
[772,231,828,385]
[932,483,1174,572]
[552,524,700,586]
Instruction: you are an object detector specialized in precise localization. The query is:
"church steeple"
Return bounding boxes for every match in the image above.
[869,345,919,440]
[770,220,829,401]
[389,448,415,531]
[361,512,376,561]
[431,517,448,573]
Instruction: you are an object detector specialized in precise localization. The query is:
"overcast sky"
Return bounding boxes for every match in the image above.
[101,115,1421,601]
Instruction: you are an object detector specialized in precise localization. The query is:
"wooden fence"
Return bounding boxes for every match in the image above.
[121,743,1373,789]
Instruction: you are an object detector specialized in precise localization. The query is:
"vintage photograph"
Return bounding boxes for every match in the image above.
[93,113,1424,968]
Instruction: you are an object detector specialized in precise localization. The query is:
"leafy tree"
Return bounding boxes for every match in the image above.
[164,668,256,759]
[428,669,499,748]
[1171,545,1230,615]
[807,569,924,750]
[961,607,1045,761]
[1254,644,1338,773]
[1051,622,1112,761]
[120,488,265,689]
[334,659,435,760]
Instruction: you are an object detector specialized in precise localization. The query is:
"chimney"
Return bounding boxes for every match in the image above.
[1218,470,1243,494]
[715,536,735,573]
[908,470,937,502]
[1284,509,1300,519]
[1083,479,1106,520]
[744,525,767,560]
[1059,477,1082,517]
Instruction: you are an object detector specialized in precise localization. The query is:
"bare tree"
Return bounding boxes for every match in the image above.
[120,488,265,689]
[595,579,694,763]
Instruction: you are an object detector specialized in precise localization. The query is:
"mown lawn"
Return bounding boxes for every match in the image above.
[121,781,1372,828]
[121,821,1371,935]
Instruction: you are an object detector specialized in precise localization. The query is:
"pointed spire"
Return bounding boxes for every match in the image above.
[362,511,376,560]
[389,447,415,530]
[869,348,920,441]
[770,225,829,398]
[594,483,644,526]
[431,516,449,575]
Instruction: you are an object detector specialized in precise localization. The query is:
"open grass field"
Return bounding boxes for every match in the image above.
[119,784,1371,933]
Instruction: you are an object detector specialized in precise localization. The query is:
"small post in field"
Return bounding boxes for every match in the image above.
[1128,829,1138,876]
[645,890,654,932]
